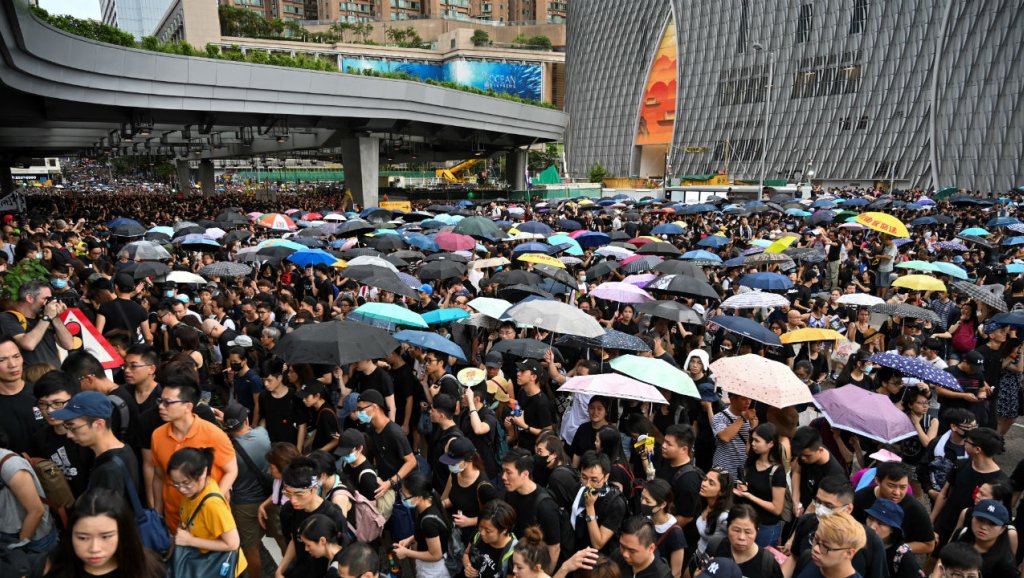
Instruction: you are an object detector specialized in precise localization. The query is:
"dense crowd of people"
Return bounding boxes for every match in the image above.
[0,164,1022,578]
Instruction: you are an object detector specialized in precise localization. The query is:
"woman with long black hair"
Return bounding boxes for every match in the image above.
[392,473,451,578]
[734,424,787,548]
[44,488,165,578]
[298,514,347,578]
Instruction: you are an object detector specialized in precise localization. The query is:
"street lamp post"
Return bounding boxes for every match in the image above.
[752,43,774,196]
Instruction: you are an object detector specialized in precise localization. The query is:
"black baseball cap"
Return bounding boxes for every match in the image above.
[484,351,503,369]
[334,428,365,458]
[964,350,985,368]
[516,359,541,375]
[300,381,326,398]
[439,436,476,465]
[222,403,248,431]
[359,389,386,409]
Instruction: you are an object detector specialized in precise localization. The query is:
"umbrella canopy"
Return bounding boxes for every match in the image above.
[347,255,398,273]
[575,231,611,248]
[958,227,990,236]
[590,281,654,304]
[989,311,1024,329]
[468,297,513,319]
[490,338,560,360]
[596,245,635,260]
[505,300,604,337]
[112,223,147,237]
[533,264,579,289]
[720,292,791,309]
[652,260,706,277]
[158,271,207,285]
[491,270,542,286]
[680,250,723,264]
[118,241,170,261]
[892,275,946,292]
[556,330,651,353]
[419,260,467,281]
[422,308,470,325]
[359,272,419,299]
[198,262,252,277]
[950,280,1007,312]
[780,328,844,344]
[813,386,916,443]
[620,255,663,275]
[854,212,909,238]
[866,352,962,391]
[836,293,885,307]
[274,319,398,365]
[870,303,941,324]
[558,374,668,405]
[121,261,170,280]
[710,354,815,408]
[287,249,339,268]
[434,232,477,251]
[646,274,720,301]
[697,236,731,249]
[255,213,298,230]
[739,272,793,291]
[708,315,781,346]
[472,257,511,270]
[518,221,554,236]
[744,252,795,267]
[518,254,566,268]
[610,355,700,398]
[637,241,682,257]
[454,216,503,240]
[634,300,703,324]
[352,303,428,328]
[585,261,620,280]
[392,330,467,362]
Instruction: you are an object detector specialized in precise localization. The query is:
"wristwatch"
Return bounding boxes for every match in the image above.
[41,315,52,323]
[585,514,597,523]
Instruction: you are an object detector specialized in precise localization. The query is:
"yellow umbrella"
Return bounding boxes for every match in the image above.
[508,228,521,235]
[892,274,946,292]
[330,259,348,269]
[765,234,799,254]
[671,221,689,228]
[517,254,566,268]
[636,235,661,243]
[855,212,910,238]
[780,327,845,344]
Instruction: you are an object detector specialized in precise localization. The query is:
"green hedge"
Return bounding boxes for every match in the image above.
[30,5,553,107]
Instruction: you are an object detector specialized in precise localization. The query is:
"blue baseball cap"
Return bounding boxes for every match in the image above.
[697,382,720,402]
[418,283,433,295]
[50,391,113,421]
[865,498,904,530]
[699,558,742,578]
[973,499,1010,526]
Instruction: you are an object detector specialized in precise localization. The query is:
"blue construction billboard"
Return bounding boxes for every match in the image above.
[343,58,542,101]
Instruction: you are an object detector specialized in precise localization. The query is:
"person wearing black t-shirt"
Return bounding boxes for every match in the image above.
[277,458,348,578]
[501,448,562,572]
[386,349,418,437]
[617,516,674,578]
[336,429,381,501]
[300,381,339,454]
[569,396,611,464]
[30,374,96,497]
[357,389,418,540]
[426,393,466,491]
[52,390,139,497]
[932,427,1009,546]
[573,451,627,555]
[257,359,307,447]
[792,426,846,517]
[459,381,500,481]
[656,424,704,568]
[506,359,556,452]
[346,359,396,421]
[440,437,498,547]
[850,462,934,555]
[393,473,451,578]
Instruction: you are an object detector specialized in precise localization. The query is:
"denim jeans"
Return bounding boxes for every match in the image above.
[756,522,782,548]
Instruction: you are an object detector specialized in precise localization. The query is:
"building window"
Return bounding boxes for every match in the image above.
[796,4,812,43]
[850,0,868,34]
[738,0,748,53]
[839,117,851,131]
[857,115,869,130]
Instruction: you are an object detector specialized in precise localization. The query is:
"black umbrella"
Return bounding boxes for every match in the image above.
[223,230,252,245]
[360,272,419,299]
[610,231,630,240]
[121,261,171,280]
[337,220,375,237]
[427,204,455,214]
[171,226,206,239]
[637,241,681,257]
[339,247,382,259]
[496,284,554,301]
[295,227,327,238]
[491,270,541,286]
[490,338,562,360]
[951,280,1007,312]
[341,265,390,281]
[646,274,720,301]
[257,246,298,260]
[556,330,651,353]
[653,260,706,278]
[870,303,940,324]
[955,234,994,250]
[366,236,407,252]
[424,252,469,263]
[216,211,249,226]
[533,263,580,290]
[557,219,582,231]
[111,223,146,237]
[419,260,467,281]
[635,300,704,324]
[784,247,826,263]
[198,262,252,277]
[383,255,410,269]
[274,319,399,365]
[585,260,620,280]
[392,250,425,262]
[363,208,393,224]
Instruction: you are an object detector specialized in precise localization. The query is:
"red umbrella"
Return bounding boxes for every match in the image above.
[434,232,476,251]
[304,212,323,220]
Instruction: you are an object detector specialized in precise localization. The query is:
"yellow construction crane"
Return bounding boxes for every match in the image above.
[436,158,482,184]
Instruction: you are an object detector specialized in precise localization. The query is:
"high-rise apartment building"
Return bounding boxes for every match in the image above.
[99,0,174,38]
[219,0,313,22]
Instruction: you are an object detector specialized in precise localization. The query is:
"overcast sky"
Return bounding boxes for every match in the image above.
[38,0,101,19]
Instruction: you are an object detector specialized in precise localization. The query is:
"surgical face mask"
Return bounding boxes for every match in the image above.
[342,453,357,465]
[50,278,67,289]
[401,496,416,509]
[448,462,464,474]
[230,362,243,372]
[356,410,372,424]
[863,365,873,374]
[814,504,835,519]
[164,290,174,298]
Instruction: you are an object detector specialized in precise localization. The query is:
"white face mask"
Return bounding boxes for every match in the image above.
[814,504,834,519]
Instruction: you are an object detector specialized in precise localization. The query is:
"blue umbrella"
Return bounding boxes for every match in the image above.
[911,217,937,226]
[844,198,870,207]
[538,278,574,294]
[1002,236,1024,246]
[931,262,969,280]
[989,311,1024,328]
[173,234,220,249]
[697,236,732,248]
[392,330,467,362]
[987,217,1020,227]
[353,303,428,328]
[739,272,793,290]
[518,221,554,236]
[287,249,339,267]
[958,227,990,236]
[708,315,781,346]
[681,250,722,263]
[744,200,766,208]
[404,233,439,252]
[722,256,747,267]
[420,219,446,229]
[512,242,554,256]
[682,203,718,214]
[1008,264,1024,274]
[652,223,686,235]
[557,219,583,231]
[811,199,837,209]
[866,352,962,391]
[786,208,812,217]
[421,308,470,325]
[575,231,611,248]
[547,234,584,256]
[108,217,141,228]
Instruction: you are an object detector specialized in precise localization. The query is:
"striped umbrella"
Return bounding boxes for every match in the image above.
[255,213,297,230]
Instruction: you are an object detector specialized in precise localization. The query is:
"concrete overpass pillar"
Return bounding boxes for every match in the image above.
[175,160,191,192]
[506,148,528,191]
[340,135,380,209]
[199,160,214,196]
[0,166,13,195]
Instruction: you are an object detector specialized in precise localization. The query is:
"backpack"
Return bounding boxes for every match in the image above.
[26,457,75,510]
[3,310,27,331]
[470,532,516,576]
[422,512,462,577]
[536,488,576,564]
[923,435,958,491]
[614,461,645,514]
[336,486,386,542]
[358,469,395,521]
[770,464,794,523]
[230,437,272,497]
[492,416,511,467]
[106,394,129,441]
[951,322,977,352]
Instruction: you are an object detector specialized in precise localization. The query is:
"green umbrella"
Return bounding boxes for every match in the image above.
[453,216,504,240]
[609,355,700,399]
[352,303,428,328]
[934,186,958,200]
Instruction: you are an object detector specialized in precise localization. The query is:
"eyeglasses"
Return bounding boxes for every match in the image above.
[63,421,92,434]
[169,478,198,490]
[355,405,372,412]
[283,487,313,498]
[810,537,849,554]
[156,398,187,407]
[38,399,71,410]
[941,569,980,578]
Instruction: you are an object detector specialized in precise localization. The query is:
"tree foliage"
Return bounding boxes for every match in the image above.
[470,29,490,47]
[588,161,609,183]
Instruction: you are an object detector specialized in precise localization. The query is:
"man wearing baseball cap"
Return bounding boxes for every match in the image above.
[95,271,152,343]
[222,403,271,578]
[354,388,417,539]
[54,390,140,495]
[333,429,381,502]
[507,359,556,452]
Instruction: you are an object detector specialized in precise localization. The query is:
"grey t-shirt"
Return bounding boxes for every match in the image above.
[0,313,61,368]
[231,427,271,505]
[0,450,54,540]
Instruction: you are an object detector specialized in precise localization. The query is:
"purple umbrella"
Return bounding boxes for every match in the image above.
[813,385,916,443]
[933,241,969,251]
[622,273,657,288]
[591,281,655,303]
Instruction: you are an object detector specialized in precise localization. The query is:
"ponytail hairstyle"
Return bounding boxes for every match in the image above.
[167,447,213,482]
[513,526,551,572]
[299,513,346,546]
[403,473,445,514]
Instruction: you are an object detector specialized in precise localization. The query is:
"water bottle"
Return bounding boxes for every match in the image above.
[219,560,231,576]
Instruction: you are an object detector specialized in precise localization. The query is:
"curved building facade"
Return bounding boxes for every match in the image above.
[566,0,1024,191]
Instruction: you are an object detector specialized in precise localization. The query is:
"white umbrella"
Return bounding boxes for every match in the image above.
[720,292,791,309]
[558,374,668,405]
[468,297,513,319]
[836,293,885,307]
[204,227,227,240]
[710,354,815,408]
[347,255,399,274]
[323,213,347,222]
[506,300,605,338]
[596,245,635,260]
[159,271,208,285]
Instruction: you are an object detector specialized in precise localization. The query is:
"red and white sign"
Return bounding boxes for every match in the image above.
[59,308,124,369]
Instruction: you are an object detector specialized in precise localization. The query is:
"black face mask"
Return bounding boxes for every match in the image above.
[639,503,656,517]
[230,362,244,372]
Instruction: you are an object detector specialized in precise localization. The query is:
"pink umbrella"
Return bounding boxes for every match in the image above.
[568,230,588,239]
[434,232,476,251]
[305,212,323,220]
[591,281,654,303]
[622,273,657,288]
[558,374,668,404]
[813,385,916,444]
[284,208,301,214]
[247,212,262,220]
[709,354,814,408]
